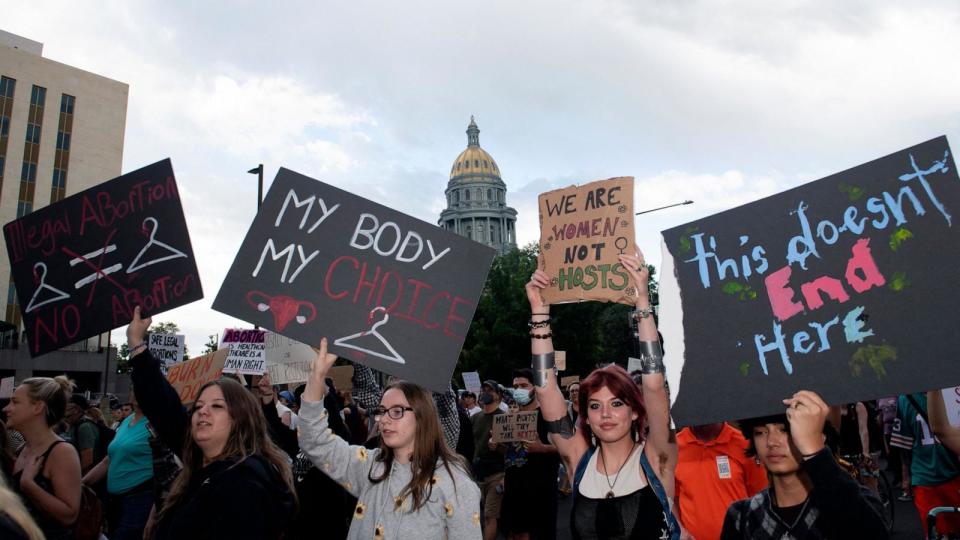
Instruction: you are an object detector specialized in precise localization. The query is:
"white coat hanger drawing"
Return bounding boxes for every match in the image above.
[334,307,406,365]
[25,262,71,313]
[127,217,188,273]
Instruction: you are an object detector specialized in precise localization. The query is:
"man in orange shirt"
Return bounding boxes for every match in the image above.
[676,422,768,539]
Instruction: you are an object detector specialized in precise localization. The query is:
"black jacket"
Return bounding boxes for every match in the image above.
[130,350,295,539]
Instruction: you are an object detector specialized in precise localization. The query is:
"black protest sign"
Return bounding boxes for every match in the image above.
[4,159,202,356]
[212,168,496,392]
[660,137,959,426]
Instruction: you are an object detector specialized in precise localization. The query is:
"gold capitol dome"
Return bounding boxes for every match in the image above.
[449,116,502,180]
[439,116,518,254]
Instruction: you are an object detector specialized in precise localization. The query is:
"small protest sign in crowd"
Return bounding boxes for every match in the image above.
[3,138,960,540]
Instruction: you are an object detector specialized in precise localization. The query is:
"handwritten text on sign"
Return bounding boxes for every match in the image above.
[661,137,960,425]
[167,349,227,404]
[3,159,202,356]
[149,333,185,374]
[538,177,636,304]
[212,169,495,392]
[491,411,540,443]
[220,329,266,375]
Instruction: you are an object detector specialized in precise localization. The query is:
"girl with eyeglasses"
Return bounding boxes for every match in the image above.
[299,338,481,539]
[525,250,682,540]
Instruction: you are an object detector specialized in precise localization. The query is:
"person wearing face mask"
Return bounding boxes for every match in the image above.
[126,307,297,539]
[472,381,506,540]
[499,368,560,540]
[298,338,481,539]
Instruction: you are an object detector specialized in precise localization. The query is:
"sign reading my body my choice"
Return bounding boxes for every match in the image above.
[660,136,960,426]
[3,159,203,356]
[212,168,497,392]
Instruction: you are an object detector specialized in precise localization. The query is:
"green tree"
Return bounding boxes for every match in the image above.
[457,244,658,386]
[116,321,189,373]
[202,334,219,355]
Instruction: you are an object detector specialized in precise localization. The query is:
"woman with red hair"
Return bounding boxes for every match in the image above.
[525,250,680,539]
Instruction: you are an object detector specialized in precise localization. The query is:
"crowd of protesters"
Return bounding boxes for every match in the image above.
[1,252,960,539]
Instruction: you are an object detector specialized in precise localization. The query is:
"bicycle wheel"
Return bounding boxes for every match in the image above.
[877,469,896,531]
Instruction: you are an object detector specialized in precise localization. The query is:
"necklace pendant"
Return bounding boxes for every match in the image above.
[605,491,614,499]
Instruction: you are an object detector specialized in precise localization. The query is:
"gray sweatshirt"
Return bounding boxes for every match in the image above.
[298,399,482,540]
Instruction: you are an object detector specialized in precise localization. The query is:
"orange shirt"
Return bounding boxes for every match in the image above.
[676,423,767,540]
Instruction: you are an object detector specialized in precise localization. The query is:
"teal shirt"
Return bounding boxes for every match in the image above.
[107,414,154,494]
[891,394,960,486]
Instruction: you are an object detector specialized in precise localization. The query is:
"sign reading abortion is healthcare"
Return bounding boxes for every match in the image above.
[3,159,202,356]
[213,168,496,392]
[659,136,960,426]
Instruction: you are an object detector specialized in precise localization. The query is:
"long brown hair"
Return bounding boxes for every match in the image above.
[369,381,471,511]
[159,378,296,518]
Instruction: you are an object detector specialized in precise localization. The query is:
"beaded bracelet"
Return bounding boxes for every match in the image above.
[530,332,553,339]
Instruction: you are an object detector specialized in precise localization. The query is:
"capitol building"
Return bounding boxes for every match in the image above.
[438,117,518,254]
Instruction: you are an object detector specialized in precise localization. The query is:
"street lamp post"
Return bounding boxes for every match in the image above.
[247,165,264,338]
[248,164,264,209]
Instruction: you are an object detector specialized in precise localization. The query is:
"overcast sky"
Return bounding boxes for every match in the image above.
[7,1,959,354]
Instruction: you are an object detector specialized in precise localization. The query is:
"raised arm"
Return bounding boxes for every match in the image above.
[620,250,674,471]
[927,390,960,455]
[127,306,189,456]
[298,339,374,497]
[526,269,588,471]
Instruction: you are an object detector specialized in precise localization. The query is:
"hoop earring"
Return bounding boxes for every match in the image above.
[591,432,597,447]
[633,426,640,443]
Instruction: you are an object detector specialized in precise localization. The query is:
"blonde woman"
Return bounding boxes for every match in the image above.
[0,472,45,540]
[2,376,81,540]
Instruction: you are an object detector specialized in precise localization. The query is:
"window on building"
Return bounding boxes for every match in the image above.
[487,188,493,200]
[474,160,479,167]
[465,189,470,201]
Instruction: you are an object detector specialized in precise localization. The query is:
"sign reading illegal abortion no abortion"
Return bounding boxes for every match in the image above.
[659,136,960,426]
[3,159,202,356]
[213,168,496,392]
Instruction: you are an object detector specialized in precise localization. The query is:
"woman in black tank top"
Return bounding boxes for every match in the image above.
[2,376,82,540]
[524,250,681,540]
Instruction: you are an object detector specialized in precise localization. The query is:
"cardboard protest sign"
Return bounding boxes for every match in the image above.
[660,136,960,426]
[0,376,13,398]
[462,371,481,394]
[264,332,315,385]
[220,329,266,375]
[329,365,354,392]
[627,357,642,374]
[538,177,636,304]
[3,159,202,356]
[560,375,580,388]
[148,333,185,373]
[491,411,540,443]
[167,349,228,404]
[942,386,960,427]
[212,168,496,392]
[555,350,567,371]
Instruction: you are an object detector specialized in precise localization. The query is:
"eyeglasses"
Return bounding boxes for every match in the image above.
[372,406,414,421]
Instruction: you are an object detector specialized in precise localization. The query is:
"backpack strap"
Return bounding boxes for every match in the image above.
[640,450,681,540]
[572,446,595,494]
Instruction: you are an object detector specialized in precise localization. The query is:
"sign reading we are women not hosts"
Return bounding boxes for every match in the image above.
[660,136,960,426]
